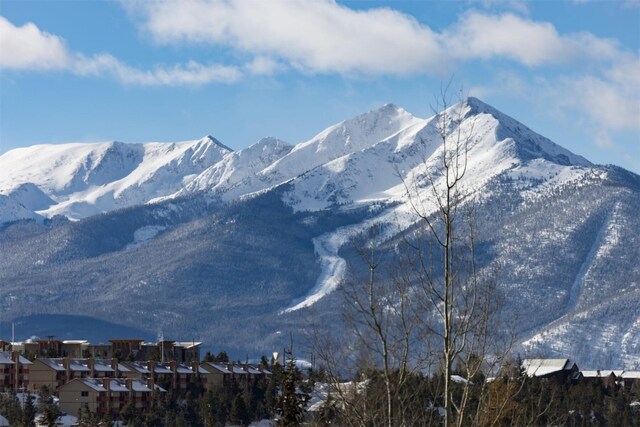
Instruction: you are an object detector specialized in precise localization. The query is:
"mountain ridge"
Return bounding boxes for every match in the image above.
[0,98,592,222]
[0,99,637,367]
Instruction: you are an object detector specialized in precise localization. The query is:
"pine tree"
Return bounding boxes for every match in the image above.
[0,391,24,426]
[201,389,216,426]
[37,386,61,427]
[181,391,203,427]
[120,401,139,426]
[77,407,99,427]
[275,350,309,427]
[102,411,113,427]
[229,393,250,426]
[214,351,229,363]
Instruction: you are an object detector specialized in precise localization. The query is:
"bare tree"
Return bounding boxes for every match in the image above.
[399,85,499,426]
[345,226,416,427]
[311,224,423,427]
[312,86,516,426]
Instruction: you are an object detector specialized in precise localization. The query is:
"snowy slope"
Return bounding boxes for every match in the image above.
[1,183,56,211]
[0,136,231,220]
[1,98,638,368]
[283,98,590,213]
[0,194,43,225]
[207,104,425,200]
[178,136,293,195]
[279,98,594,312]
[0,140,146,195]
[0,98,586,222]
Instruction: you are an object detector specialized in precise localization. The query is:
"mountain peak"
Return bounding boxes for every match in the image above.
[248,137,293,157]
[358,102,411,121]
[435,96,499,121]
[256,136,289,147]
[464,96,501,117]
[200,135,233,152]
[379,102,401,112]
[433,97,592,168]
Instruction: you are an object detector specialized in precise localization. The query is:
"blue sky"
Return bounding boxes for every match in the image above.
[1,0,639,172]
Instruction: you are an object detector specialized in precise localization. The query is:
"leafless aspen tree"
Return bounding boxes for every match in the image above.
[400,86,503,426]
[311,224,423,427]
[311,86,519,427]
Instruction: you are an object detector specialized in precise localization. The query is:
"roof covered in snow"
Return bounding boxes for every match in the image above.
[202,362,232,374]
[120,361,150,374]
[69,378,107,392]
[174,341,202,349]
[582,370,640,379]
[522,359,574,377]
[147,363,173,374]
[0,351,32,365]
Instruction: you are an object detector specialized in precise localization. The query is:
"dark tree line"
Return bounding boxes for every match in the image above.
[308,363,640,427]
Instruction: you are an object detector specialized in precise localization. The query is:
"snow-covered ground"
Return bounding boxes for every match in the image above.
[125,225,167,250]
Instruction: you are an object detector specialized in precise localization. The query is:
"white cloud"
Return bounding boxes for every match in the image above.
[545,55,640,133]
[556,56,639,157]
[470,0,530,14]
[570,75,639,131]
[245,56,283,76]
[130,1,627,74]
[468,70,530,99]
[606,55,640,88]
[0,16,240,85]
[131,0,445,75]
[2,3,637,99]
[472,53,640,160]
[573,0,639,7]
[0,16,70,70]
[593,129,615,149]
[75,54,241,85]
[443,12,622,66]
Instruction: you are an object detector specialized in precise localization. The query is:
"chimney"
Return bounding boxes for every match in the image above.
[63,356,71,380]
[87,358,95,377]
[170,360,178,388]
[111,358,119,377]
[125,377,133,393]
[191,361,200,378]
[148,376,156,397]
[147,360,156,379]
[103,378,112,411]
[227,363,234,373]
[11,351,20,391]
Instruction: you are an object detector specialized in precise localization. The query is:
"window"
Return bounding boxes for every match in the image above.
[81,391,89,397]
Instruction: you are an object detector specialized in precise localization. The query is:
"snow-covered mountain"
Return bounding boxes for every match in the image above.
[3,183,56,212]
[182,103,425,201]
[177,136,293,197]
[0,98,637,368]
[0,98,587,221]
[0,193,43,224]
[0,136,231,219]
[281,98,591,213]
